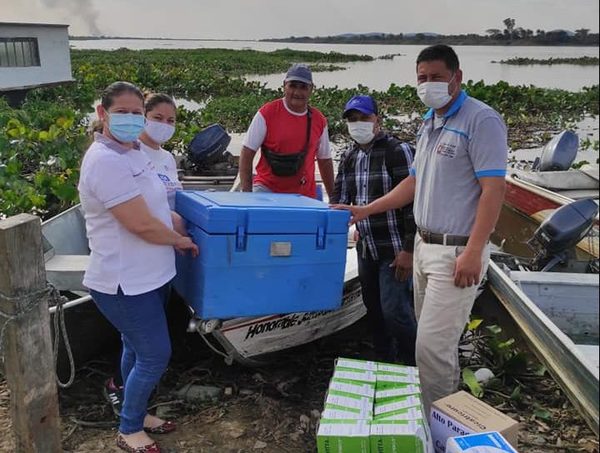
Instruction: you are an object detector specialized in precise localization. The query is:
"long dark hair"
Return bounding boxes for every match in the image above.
[101,81,144,109]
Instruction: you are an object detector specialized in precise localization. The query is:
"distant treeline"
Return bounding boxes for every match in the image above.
[494,56,599,65]
[263,30,599,47]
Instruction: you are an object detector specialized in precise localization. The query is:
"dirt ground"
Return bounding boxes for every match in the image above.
[1,319,599,453]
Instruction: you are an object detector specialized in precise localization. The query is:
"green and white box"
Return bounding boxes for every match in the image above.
[377,363,419,376]
[375,384,422,403]
[324,391,374,419]
[329,379,376,399]
[317,419,370,453]
[373,406,424,422]
[376,371,420,389]
[374,395,424,419]
[322,405,372,420]
[333,369,377,384]
[370,420,429,453]
[336,357,378,372]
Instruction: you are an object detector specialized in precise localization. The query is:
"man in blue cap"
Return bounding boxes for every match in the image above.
[331,95,417,365]
[239,63,334,199]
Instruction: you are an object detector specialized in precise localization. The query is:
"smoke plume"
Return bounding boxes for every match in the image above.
[40,0,102,36]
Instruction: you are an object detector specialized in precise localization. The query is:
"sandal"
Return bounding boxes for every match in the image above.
[144,420,177,434]
[116,434,161,453]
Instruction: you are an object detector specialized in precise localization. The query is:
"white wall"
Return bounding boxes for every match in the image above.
[0,23,73,91]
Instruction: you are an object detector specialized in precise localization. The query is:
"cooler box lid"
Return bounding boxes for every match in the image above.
[176,191,350,235]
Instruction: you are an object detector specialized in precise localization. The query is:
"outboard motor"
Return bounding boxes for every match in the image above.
[533,130,579,172]
[188,124,232,167]
[528,198,598,271]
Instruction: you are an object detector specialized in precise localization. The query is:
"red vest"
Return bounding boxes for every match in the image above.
[254,99,327,198]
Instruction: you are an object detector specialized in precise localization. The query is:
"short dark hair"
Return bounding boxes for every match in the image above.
[100,81,144,109]
[144,92,177,114]
[416,45,460,72]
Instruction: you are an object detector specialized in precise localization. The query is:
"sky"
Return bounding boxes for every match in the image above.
[1,0,599,40]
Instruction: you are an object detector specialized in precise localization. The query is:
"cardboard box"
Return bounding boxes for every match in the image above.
[430,392,519,453]
[370,420,429,453]
[317,419,370,453]
[446,431,518,453]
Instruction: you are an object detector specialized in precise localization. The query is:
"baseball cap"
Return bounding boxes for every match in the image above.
[343,95,378,118]
[284,63,313,85]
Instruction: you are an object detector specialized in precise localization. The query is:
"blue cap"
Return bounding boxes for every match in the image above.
[284,63,313,85]
[343,95,378,118]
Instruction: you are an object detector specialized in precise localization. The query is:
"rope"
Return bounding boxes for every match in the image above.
[49,285,76,388]
[0,284,76,389]
[0,286,49,354]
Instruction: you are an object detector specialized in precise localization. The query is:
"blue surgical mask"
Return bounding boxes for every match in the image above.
[108,113,145,143]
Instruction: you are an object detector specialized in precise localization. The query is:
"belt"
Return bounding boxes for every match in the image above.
[417,228,469,246]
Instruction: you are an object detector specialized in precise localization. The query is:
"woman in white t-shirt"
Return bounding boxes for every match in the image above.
[78,81,198,453]
[103,94,184,421]
[139,93,183,210]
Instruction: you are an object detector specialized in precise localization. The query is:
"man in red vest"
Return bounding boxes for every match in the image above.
[239,64,335,199]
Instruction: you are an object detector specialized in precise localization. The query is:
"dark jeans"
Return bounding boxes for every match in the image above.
[357,249,417,365]
[91,284,171,434]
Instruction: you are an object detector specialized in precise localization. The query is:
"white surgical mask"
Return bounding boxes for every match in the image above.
[347,121,375,145]
[144,119,176,144]
[417,76,455,109]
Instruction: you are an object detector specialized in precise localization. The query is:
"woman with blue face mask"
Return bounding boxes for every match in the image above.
[78,81,198,453]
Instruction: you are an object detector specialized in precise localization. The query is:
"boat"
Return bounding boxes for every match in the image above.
[42,202,365,369]
[485,199,599,435]
[504,131,599,257]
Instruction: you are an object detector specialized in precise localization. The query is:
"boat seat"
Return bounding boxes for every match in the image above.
[45,254,89,292]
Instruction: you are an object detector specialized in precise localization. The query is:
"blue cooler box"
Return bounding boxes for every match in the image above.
[174,191,350,319]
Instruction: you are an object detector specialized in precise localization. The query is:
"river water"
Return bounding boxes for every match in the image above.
[80,39,599,154]
[70,39,599,92]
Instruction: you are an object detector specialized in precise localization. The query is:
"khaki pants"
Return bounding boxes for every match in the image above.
[413,234,490,415]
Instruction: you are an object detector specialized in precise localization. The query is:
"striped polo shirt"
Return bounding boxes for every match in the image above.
[410,90,508,236]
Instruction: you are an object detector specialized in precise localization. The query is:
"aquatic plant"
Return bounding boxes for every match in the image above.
[1,48,598,219]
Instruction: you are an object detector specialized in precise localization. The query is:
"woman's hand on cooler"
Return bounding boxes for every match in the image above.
[175,235,199,257]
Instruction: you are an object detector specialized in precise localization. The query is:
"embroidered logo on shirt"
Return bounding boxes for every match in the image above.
[436,142,457,159]
[158,174,171,183]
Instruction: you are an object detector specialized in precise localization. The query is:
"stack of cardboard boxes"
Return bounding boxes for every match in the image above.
[317,357,432,453]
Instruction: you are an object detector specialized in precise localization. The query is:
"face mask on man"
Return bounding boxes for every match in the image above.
[347,121,375,145]
[417,75,456,110]
[144,119,176,144]
[108,113,146,143]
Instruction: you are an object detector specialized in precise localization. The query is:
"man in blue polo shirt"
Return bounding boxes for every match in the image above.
[333,45,507,414]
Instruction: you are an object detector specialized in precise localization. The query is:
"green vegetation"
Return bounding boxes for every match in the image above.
[1,47,598,220]
[493,56,599,65]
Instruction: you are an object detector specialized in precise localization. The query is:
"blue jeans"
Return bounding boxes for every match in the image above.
[357,249,417,365]
[91,284,171,434]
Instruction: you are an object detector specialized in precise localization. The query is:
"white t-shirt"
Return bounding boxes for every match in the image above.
[141,142,183,210]
[78,134,176,296]
[242,99,332,159]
